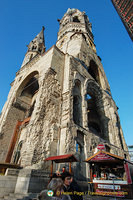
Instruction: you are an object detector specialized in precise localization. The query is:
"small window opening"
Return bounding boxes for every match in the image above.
[124,154,127,159]
[88,67,97,81]
[76,142,82,153]
[13,141,23,164]
[61,40,64,45]
[73,16,80,22]
[90,41,93,47]
[85,94,92,101]
[32,45,37,50]
[105,145,110,152]
[38,48,41,52]
[30,54,33,61]
[82,33,86,41]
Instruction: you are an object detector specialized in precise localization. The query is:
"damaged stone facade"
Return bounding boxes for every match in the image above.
[0,9,129,180]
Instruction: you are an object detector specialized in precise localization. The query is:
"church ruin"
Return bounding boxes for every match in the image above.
[0,8,129,183]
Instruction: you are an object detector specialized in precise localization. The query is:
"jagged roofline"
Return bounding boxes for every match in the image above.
[59,8,86,23]
[27,26,45,50]
[21,26,45,67]
[58,8,93,38]
[57,8,94,45]
[33,26,45,41]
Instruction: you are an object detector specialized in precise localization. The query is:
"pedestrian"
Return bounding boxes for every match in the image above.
[36,178,71,200]
[61,172,72,191]
[61,172,83,200]
[62,166,66,173]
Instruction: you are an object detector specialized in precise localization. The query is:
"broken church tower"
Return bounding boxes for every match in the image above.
[0,8,128,179]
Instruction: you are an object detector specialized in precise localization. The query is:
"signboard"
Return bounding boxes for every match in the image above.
[91,152,115,161]
[97,144,105,150]
[98,184,121,190]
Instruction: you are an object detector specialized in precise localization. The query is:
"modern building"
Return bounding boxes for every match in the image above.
[0,9,129,193]
[111,0,133,41]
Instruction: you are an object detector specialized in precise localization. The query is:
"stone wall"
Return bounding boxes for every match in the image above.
[18,68,62,168]
[0,106,25,161]
[0,46,64,165]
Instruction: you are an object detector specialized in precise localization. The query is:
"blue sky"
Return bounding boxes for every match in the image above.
[0,0,133,146]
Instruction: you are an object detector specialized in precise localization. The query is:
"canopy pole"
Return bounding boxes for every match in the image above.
[51,160,53,177]
[69,162,72,173]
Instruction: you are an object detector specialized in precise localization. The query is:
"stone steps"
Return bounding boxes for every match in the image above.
[0,193,37,200]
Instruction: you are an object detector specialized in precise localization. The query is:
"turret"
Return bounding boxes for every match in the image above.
[21,26,45,67]
[56,8,96,55]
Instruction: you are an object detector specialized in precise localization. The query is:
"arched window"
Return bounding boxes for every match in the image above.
[21,75,39,97]
[73,80,82,126]
[16,73,39,120]
[88,60,101,85]
[4,71,39,164]
[87,93,102,135]
[14,72,39,111]
[86,80,109,140]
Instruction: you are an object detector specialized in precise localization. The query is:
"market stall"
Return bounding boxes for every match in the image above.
[85,150,133,198]
[44,154,78,176]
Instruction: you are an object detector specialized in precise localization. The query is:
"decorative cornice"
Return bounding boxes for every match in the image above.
[58,22,93,41]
